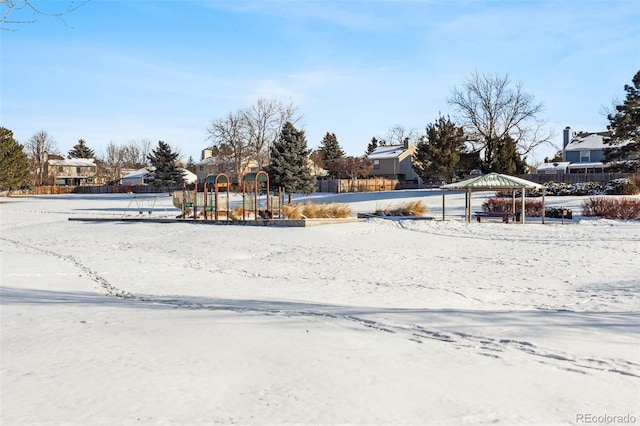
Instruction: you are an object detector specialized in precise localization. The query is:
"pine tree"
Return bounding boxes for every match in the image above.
[604,70,640,172]
[185,156,197,174]
[319,132,345,178]
[147,141,185,188]
[0,127,31,193]
[365,137,379,155]
[412,115,466,183]
[68,139,95,158]
[269,122,315,203]
[491,135,527,175]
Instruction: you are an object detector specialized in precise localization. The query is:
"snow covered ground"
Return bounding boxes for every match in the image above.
[1,190,638,425]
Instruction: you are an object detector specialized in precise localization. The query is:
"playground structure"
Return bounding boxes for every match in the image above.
[172,171,285,221]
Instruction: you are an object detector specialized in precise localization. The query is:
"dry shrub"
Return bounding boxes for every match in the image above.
[481,197,544,216]
[582,197,640,220]
[375,200,428,216]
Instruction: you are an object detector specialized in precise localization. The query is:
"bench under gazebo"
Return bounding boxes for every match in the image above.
[440,173,546,224]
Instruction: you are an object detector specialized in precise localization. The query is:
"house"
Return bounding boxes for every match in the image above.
[367,138,418,180]
[196,149,259,184]
[121,168,154,185]
[538,127,633,174]
[47,158,98,186]
[121,167,197,185]
[563,128,613,173]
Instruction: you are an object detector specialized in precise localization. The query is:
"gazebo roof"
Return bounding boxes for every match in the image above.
[440,173,544,190]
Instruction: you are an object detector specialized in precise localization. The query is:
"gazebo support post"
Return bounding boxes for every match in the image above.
[521,188,526,224]
[542,190,546,224]
[442,190,446,221]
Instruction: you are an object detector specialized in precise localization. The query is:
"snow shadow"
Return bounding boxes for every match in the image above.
[2,286,637,335]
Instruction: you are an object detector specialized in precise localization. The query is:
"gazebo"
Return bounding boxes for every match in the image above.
[440,173,546,224]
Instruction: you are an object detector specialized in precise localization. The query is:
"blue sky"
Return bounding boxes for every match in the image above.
[2,0,639,164]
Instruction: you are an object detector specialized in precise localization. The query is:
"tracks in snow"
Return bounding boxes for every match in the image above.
[3,236,638,380]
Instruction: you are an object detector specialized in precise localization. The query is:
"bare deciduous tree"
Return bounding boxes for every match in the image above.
[338,156,374,182]
[121,139,152,169]
[381,125,419,146]
[1,0,89,30]
[25,130,58,185]
[242,98,299,170]
[99,139,153,183]
[207,110,251,183]
[448,72,553,167]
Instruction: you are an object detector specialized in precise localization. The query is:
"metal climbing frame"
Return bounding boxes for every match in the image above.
[204,173,231,221]
[242,171,269,220]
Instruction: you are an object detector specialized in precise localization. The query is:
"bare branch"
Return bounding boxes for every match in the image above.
[1,0,90,30]
[448,72,550,166]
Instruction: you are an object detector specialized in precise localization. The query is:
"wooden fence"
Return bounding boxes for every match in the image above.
[316,178,418,193]
[520,173,632,185]
[26,184,184,195]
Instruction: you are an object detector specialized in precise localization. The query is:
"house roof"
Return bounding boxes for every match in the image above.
[368,145,409,160]
[565,133,610,151]
[49,158,96,166]
[440,172,544,190]
[567,162,610,169]
[121,167,197,184]
[121,168,152,179]
[537,162,570,172]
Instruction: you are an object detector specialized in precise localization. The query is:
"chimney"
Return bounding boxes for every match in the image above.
[201,149,213,160]
[563,127,571,148]
[403,137,410,150]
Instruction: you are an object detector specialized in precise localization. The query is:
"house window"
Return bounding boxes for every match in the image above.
[76,167,82,173]
[580,150,590,162]
[58,166,63,172]
[373,160,380,170]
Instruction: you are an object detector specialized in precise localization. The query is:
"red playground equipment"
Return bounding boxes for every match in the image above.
[172,171,284,221]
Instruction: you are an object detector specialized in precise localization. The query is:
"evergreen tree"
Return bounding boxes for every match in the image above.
[185,156,197,174]
[412,115,466,183]
[604,70,640,172]
[490,135,527,175]
[147,141,185,188]
[0,127,31,193]
[319,132,345,178]
[365,137,379,155]
[269,122,315,203]
[68,139,95,158]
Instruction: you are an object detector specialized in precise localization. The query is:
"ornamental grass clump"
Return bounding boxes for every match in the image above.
[375,200,428,216]
[284,202,352,219]
[582,197,640,220]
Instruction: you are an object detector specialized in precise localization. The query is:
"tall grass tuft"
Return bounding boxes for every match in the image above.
[375,200,428,216]
[284,202,352,219]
